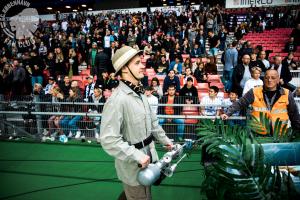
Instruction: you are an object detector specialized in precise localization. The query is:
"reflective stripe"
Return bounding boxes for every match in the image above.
[252,106,268,112]
[271,109,288,114]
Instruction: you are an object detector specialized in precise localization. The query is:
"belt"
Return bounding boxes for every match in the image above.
[133,135,154,149]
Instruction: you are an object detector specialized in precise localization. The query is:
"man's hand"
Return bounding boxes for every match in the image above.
[164,143,174,151]
[280,79,284,85]
[139,155,150,169]
[220,114,229,120]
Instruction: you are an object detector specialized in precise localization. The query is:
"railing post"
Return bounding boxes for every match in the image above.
[0,94,6,136]
[33,95,43,138]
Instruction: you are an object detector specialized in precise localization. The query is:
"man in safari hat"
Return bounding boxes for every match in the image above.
[100,46,173,200]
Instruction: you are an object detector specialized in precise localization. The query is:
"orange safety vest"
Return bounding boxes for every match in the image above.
[252,86,289,135]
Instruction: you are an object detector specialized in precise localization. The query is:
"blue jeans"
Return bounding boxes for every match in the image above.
[31,76,43,88]
[59,116,82,135]
[159,118,185,139]
[223,69,233,92]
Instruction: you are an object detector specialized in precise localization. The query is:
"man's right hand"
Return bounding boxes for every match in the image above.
[139,155,150,169]
[220,114,229,120]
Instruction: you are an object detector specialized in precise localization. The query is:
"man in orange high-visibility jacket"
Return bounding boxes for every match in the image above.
[221,69,300,135]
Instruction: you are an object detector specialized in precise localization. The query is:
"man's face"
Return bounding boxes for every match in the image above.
[242,55,250,65]
[94,89,101,97]
[187,80,193,87]
[145,90,152,96]
[260,51,266,59]
[169,70,175,78]
[88,78,93,84]
[167,87,176,96]
[127,55,145,80]
[64,77,70,84]
[229,92,238,101]
[264,70,279,91]
[208,88,217,98]
[274,57,282,65]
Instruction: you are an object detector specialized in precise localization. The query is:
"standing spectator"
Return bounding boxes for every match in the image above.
[95,47,111,85]
[145,86,159,114]
[163,69,180,95]
[195,29,206,55]
[38,42,47,60]
[284,37,297,53]
[257,51,269,74]
[249,52,259,69]
[200,86,222,116]
[159,84,185,140]
[45,52,56,78]
[243,67,263,96]
[208,31,220,64]
[68,48,79,76]
[223,41,238,92]
[270,55,294,91]
[59,76,71,97]
[89,42,98,76]
[218,25,227,51]
[232,54,252,97]
[54,47,67,75]
[11,59,26,97]
[84,75,96,101]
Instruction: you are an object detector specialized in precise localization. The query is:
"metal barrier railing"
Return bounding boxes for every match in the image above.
[0,95,247,142]
[291,70,300,87]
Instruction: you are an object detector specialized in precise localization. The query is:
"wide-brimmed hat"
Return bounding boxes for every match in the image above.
[112,46,142,73]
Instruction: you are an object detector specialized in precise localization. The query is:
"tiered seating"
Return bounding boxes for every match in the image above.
[242,28,300,60]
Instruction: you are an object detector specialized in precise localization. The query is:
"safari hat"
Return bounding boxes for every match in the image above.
[112,46,142,73]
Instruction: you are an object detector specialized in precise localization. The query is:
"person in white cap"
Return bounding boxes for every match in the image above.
[100,46,173,200]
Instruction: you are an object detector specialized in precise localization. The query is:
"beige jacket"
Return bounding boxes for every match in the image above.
[100,82,172,186]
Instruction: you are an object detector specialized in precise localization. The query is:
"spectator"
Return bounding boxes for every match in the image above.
[89,42,98,76]
[29,51,44,89]
[179,77,198,98]
[169,57,183,74]
[284,37,297,53]
[190,43,202,58]
[195,29,206,55]
[54,47,67,75]
[243,67,263,96]
[88,87,105,140]
[45,52,56,78]
[143,43,152,55]
[60,87,83,139]
[180,67,197,86]
[282,52,297,70]
[163,69,180,95]
[194,61,208,83]
[249,52,259,69]
[44,76,56,95]
[146,53,156,69]
[223,41,238,92]
[222,91,241,126]
[68,48,79,76]
[158,84,185,140]
[84,75,96,101]
[208,31,220,63]
[270,55,294,91]
[182,57,192,70]
[290,23,300,46]
[95,47,111,84]
[11,59,26,97]
[257,51,269,74]
[205,56,218,75]
[232,54,252,97]
[218,25,227,51]
[59,76,71,97]
[181,39,191,55]
[200,86,222,116]
[156,55,169,75]
[150,77,163,98]
[107,73,119,90]
[145,86,159,114]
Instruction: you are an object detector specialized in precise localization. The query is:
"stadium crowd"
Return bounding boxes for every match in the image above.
[0,3,300,140]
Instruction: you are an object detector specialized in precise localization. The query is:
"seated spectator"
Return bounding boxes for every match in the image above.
[284,37,297,53]
[205,56,218,75]
[163,69,180,95]
[84,75,96,101]
[282,52,297,70]
[222,91,241,126]
[47,86,65,138]
[182,57,192,71]
[156,55,169,75]
[145,86,159,114]
[169,57,183,74]
[179,77,198,98]
[180,67,198,86]
[88,87,105,140]
[146,53,156,68]
[143,43,152,55]
[190,43,202,58]
[44,76,56,95]
[200,86,222,116]
[243,67,263,96]
[181,39,191,55]
[194,61,208,83]
[150,77,163,98]
[59,87,83,139]
[158,85,185,140]
[70,80,82,97]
